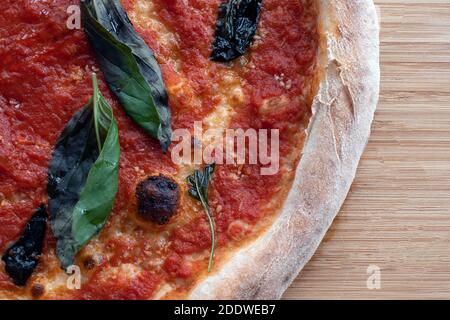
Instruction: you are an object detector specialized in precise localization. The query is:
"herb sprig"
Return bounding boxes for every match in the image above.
[187,164,216,272]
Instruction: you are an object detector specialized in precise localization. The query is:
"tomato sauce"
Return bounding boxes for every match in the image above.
[0,0,317,299]
[153,0,317,269]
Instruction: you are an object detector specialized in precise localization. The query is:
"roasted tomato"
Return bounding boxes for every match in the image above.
[135,175,180,225]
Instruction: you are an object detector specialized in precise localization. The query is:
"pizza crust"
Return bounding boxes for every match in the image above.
[189,0,380,299]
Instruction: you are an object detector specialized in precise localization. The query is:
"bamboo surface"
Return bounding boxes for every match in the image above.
[283,0,450,299]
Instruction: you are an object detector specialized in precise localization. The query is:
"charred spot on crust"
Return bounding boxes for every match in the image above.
[136,175,180,225]
[82,254,102,270]
[31,283,45,299]
[83,256,96,270]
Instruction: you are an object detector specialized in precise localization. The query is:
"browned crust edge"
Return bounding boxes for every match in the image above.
[188,0,380,299]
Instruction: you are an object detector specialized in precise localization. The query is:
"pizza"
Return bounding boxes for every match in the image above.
[0,0,379,299]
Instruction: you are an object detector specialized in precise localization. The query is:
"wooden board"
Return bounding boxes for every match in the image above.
[283,0,450,299]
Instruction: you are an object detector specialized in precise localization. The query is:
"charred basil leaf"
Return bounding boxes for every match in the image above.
[211,0,263,62]
[48,73,120,270]
[2,205,48,286]
[81,0,172,152]
[187,164,216,272]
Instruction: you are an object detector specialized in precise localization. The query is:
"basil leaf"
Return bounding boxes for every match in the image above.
[2,205,48,286]
[48,73,120,269]
[187,164,216,272]
[211,0,263,62]
[81,0,172,152]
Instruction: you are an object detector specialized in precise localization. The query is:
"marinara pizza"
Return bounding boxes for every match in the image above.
[0,0,379,299]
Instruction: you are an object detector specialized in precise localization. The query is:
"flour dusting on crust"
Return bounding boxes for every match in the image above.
[189,0,380,299]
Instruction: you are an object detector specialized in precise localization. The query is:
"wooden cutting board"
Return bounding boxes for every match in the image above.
[283,0,450,299]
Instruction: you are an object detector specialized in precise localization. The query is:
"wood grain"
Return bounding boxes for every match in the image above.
[283,0,450,299]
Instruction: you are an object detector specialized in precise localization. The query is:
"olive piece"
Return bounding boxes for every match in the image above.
[135,175,180,225]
